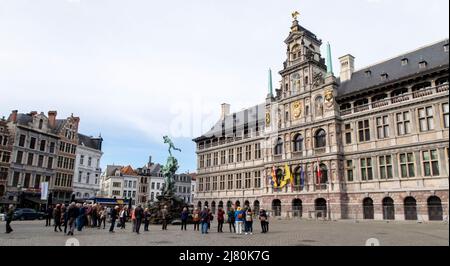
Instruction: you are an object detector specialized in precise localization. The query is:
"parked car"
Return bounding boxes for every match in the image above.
[13,208,45,221]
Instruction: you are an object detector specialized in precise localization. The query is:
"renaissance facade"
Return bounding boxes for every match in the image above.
[193,17,449,221]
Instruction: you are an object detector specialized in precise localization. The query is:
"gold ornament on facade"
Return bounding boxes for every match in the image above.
[265,112,271,125]
[292,101,302,119]
[292,11,300,20]
[324,89,334,108]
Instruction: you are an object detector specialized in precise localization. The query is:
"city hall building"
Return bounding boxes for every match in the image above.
[193,16,449,221]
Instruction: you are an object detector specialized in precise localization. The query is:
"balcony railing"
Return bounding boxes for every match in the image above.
[340,83,449,116]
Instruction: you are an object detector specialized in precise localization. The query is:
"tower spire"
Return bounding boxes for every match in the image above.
[326,42,334,75]
[268,68,273,97]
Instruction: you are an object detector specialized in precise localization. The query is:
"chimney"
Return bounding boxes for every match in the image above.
[221,103,230,120]
[148,156,152,165]
[9,110,18,123]
[339,54,355,82]
[30,111,37,116]
[48,111,57,128]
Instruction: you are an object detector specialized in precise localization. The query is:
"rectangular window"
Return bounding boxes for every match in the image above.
[24,173,31,188]
[443,103,449,128]
[423,150,439,176]
[199,155,205,168]
[12,172,20,187]
[80,155,84,165]
[47,157,53,169]
[156,183,160,189]
[18,135,26,147]
[205,177,210,191]
[360,158,373,181]
[206,154,211,167]
[376,115,390,139]
[213,152,218,166]
[29,137,36,149]
[34,175,41,189]
[49,142,55,153]
[219,175,225,190]
[245,145,252,161]
[38,155,44,167]
[358,120,370,142]
[237,147,243,162]
[254,143,261,159]
[220,150,226,164]
[418,106,434,132]
[86,172,90,184]
[60,142,65,152]
[39,140,46,151]
[254,171,261,188]
[27,153,34,166]
[236,173,242,189]
[16,151,23,164]
[345,123,352,144]
[212,176,217,190]
[346,160,353,182]
[228,149,234,163]
[399,153,415,178]
[78,171,82,183]
[227,174,233,190]
[198,178,203,192]
[396,111,411,135]
[244,172,251,188]
[88,157,92,167]
[151,182,155,189]
[379,155,393,179]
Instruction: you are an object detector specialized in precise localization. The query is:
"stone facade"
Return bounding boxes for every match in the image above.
[0,118,12,198]
[193,18,449,221]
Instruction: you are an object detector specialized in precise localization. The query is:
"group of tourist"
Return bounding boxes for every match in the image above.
[4,203,270,235]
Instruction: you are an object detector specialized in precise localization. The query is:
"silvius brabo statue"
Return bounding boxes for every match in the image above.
[148,136,187,224]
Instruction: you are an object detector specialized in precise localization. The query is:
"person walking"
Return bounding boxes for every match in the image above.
[67,202,79,236]
[161,205,169,230]
[131,207,136,233]
[53,204,62,232]
[45,205,53,227]
[244,208,253,235]
[119,207,127,229]
[61,205,68,234]
[217,207,225,233]
[234,207,244,235]
[92,204,98,228]
[109,206,119,233]
[5,204,14,234]
[180,207,189,231]
[200,207,210,234]
[227,208,236,233]
[259,208,268,233]
[192,208,200,231]
[134,205,144,234]
[99,207,107,229]
[143,208,150,232]
[207,209,213,230]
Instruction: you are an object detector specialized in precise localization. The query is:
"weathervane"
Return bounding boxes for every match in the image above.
[292,11,300,20]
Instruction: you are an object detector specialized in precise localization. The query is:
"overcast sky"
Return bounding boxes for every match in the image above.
[0,0,448,173]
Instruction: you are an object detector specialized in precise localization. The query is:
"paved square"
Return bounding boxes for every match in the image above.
[0,219,448,246]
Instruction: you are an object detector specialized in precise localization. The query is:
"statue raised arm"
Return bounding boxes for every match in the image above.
[163,136,181,157]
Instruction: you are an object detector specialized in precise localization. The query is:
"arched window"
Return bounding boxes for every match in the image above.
[38,119,43,130]
[274,137,283,155]
[315,163,328,186]
[197,201,202,208]
[275,168,283,187]
[235,200,240,208]
[363,198,374,219]
[211,201,216,214]
[382,197,395,220]
[253,200,260,214]
[84,193,90,198]
[427,196,443,221]
[315,198,327,218]
[315,96,323,116]
[292,134,303,152]
[293,166,305,190]
[272,199,281,216]
[404,197,417,220]
[204,201,209,207]
[315,129,326,148]
[244,200,250,208]
[292,199,302,217]
[435,76,449,85]
[226,200,232,211]
[218,201,224,209]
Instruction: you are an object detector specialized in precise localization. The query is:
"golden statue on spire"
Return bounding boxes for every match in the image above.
[292,11,300,20]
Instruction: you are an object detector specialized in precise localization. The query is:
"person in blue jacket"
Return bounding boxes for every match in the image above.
[234,207,245,235]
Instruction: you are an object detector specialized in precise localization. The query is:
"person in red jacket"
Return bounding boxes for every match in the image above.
[217,207,225,233]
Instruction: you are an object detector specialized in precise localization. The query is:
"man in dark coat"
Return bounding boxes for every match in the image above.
[5,204,14,234]
[134,205,144,234]
[109,206,119,233]
[45,205,53,227]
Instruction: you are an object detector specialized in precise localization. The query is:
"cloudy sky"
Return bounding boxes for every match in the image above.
[0,0,448,172]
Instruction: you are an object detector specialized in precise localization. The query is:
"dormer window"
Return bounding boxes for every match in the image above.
[381,73,389,80]
[401,58,408,66]
[444,44,449,52]
[365,70,372,77]
[419,61,427,69]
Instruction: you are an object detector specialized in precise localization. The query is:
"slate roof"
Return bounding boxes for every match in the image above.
[337,39,449,99]
[193,103,265,142]
[78,133,103,151]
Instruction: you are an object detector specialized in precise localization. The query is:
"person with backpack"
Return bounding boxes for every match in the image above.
[227,207,236,233]
[234,207,244,235]
[200,206,210,234]
[244,207,253,235]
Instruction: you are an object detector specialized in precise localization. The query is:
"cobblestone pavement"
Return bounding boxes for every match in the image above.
[0,219,448,246]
